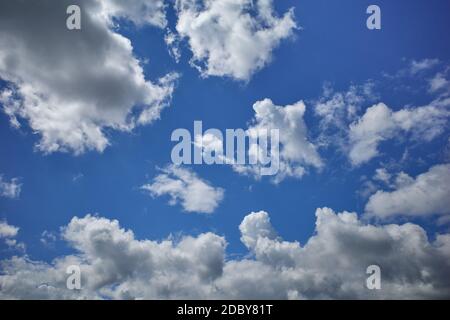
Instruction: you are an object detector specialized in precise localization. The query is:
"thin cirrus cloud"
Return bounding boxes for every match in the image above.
[1,208,449,299]
[173,0,297,81]
[0,0,178,155]
[141,165,225,214]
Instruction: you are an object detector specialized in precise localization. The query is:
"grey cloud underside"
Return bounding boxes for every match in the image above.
[0,0,176,154]
[1,209,449,299]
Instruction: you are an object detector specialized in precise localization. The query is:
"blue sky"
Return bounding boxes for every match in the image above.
[0,0,449,299]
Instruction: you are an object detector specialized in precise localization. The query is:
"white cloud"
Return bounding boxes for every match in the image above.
[236,99,322,182]
[141,165,224,214]
[410,58,440,75]
[40,230,58,247]
[373,168,391,186]
[0,221,24,251]
[0,0,177,155]
[365,164,450,220]
[0,175,21,199]
[348,102,449,166]
[192,99,321,183]
[314,82,376,133]
[174,0,297,81]
[239,210,277,249]
[101,0,167,28]
[313,82,378,154]
[0,221,19,238]
[1,208,450,299]
[165,30,182,63]
[429,72,450,94]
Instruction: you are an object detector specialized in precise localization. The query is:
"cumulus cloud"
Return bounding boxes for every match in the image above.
[0,214,227,299]
[365,164,450,220]
[0,175,21,199]
[348,102,449,166]
[141,165,224,214]
[189,99,321,182]
[236,99,322,182]
[0,221,19,238]
[1,208,450,299]
[239,211,278,249]
[0,0,177,155]
[174,0,297,81]
[0,221,24,251]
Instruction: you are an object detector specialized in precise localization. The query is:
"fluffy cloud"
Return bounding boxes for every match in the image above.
[189,99,321,182]
[365,164,450,220]
[141,165,224,214]
[237,99,322,182]
[348,103,449,166]
[0,0,177,154]
[0,175,21,199]
[174,0,297,81]
[1,208,450,299]
[0,221,24,251]
[0,214,227,299]
[0,221,19,238]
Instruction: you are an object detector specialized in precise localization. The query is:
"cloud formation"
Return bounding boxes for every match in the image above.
[0,175,21,199]
[141,165,224,214]
[410,58,440,75]
[0,221,19,238]
[1,208,449,299]
[0,0,177,154]
[348,103,449,166]
[174,0,297,81]
[365,164,450,220]
[0,221,24,251]
[235,99,322,182]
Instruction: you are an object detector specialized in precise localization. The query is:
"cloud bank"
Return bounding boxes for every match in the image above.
[1,208,449,299]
